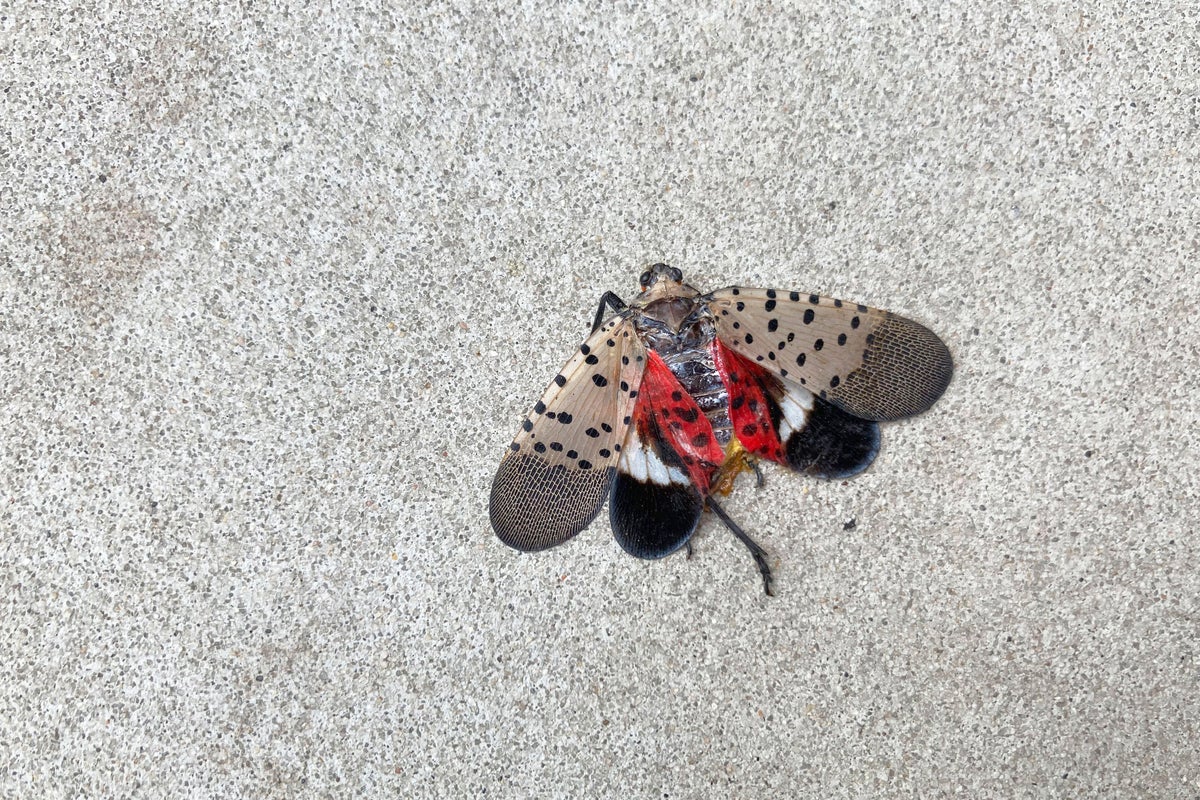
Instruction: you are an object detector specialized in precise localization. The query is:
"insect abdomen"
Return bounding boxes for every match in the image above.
[642,322,734,447]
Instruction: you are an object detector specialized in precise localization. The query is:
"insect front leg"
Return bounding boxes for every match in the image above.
[591,291,628,333]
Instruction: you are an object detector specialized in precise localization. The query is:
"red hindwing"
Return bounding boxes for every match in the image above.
[633,351,726,495]
[711,339,787,465]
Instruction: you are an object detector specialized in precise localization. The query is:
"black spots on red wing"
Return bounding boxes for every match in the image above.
[748,398,760,413]
[775,446,784,459]
[671,390,683,401]
[851,316,861,329]
[830,375,841,388]
[522,419,534,432]
[744,333,754,344]
[592,374,609,387]
[814,338,825,351]
[669,420,683,432]
[585,427,600,438]
[534,442,546,453]
[803,309,815,324]
[731,394,745,410]
[767,319,779,332]
[661,407,671,418]
[765,299,776,312]
[599,448,611,458]
[585,353,599,365]
[556,412,573,424]
[676,407,698,423]
[601,422,613,433]
[554,374,567,387]
[691,432,710,448]
[796,353,807,367]
[579,459,593,470]
[729,371,740,384]
[534,401,546,414]
[809,294,820,304]
[550,442,563,451]
[742,422,759,437]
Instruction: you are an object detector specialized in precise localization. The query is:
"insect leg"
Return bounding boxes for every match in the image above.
[707,498,774,597]
[591,291,628,333]
[750,458,766,489]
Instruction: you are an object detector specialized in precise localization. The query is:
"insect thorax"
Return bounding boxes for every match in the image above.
[631,299,734,447]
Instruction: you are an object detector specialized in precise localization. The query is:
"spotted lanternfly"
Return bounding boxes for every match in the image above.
[490,264,954,595]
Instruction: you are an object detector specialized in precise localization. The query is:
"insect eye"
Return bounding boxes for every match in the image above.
[668,266,683,282]
[639,270,652,287]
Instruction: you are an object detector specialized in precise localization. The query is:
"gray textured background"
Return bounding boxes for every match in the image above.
[3,2,1198,797]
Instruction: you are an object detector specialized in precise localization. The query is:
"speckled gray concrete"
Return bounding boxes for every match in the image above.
[2,3,1197,798]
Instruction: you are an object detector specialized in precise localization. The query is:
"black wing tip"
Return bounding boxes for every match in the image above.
[786,398,881,479]
[489,454,614,552]
[838,314,954,422]
[609,472,702,560]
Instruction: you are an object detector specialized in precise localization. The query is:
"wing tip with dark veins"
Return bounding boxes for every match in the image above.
[489,453,615,552]
[836,312,954,422]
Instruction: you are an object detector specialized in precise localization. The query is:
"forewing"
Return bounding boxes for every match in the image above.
[490,315,647,551]
[707,288,952,422]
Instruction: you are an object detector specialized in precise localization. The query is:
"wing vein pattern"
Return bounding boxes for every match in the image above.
[707,287,953,422]
[489,313,647,551]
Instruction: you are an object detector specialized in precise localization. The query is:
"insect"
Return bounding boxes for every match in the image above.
[489,264,953,595]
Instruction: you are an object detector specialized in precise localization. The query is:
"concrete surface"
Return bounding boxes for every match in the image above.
[2,2,1197,797]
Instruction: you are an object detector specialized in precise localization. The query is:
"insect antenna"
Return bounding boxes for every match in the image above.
[707,498,775,596]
